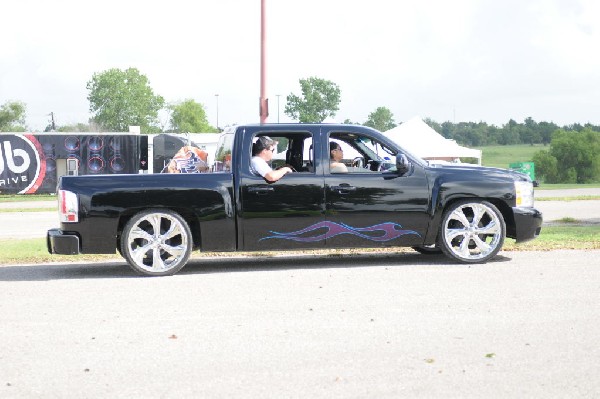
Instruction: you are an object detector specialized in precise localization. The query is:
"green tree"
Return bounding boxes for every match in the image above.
[550,129,600,183]
[497,119,521,145]
[168,99,216,133]
[57,123,93,132]
[440,121,455,139]
[532,150,559,183]
[424,118,442,135]
[565,123,584,132]
[520,117,542,145]
[538,121,559,145]
[0,101,27,132]
[284,77,341,123]
[86,68,164,133]
[364,106,396,131]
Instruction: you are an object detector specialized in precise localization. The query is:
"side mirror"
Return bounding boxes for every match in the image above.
[396,154,411,175]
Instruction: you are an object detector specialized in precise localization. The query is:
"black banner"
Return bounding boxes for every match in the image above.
[0,133,142,194]
[0,134,46,194]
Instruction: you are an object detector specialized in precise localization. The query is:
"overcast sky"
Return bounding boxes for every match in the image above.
[2,0,599,131]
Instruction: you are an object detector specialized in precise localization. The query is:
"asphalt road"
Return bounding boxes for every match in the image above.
[0,250,598,398]
[1,191,599,397]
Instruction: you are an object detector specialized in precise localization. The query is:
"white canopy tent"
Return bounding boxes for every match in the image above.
[384,116,482,165]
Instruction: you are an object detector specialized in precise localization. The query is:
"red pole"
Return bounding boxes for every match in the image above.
[260,0,268,124]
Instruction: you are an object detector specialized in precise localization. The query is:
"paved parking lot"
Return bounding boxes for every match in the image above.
[0,250,598,398]
[1,190,599,397]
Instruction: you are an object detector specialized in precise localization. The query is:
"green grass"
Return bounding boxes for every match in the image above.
[556,217,578,223]
[535,183,600,190]
[0,238,119,265]
[536,195,600,201]
[0,194,56,202]
[476,144,546,169]
[475,145,600,185]
[503,225,600,250]
[2,225,599,266]
[0,207,56,213]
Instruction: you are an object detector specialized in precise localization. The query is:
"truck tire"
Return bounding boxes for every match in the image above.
[437,200,505,263]
[120,209,193,276]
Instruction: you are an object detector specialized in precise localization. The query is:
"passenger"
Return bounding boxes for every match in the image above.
[330,142,348,173]
[251,136,293,182]
[165,145,209,173]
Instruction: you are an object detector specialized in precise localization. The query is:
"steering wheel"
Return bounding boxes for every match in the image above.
[352,157,365,168]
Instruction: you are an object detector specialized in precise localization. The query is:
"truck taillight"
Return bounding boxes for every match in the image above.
[58,189,79,223]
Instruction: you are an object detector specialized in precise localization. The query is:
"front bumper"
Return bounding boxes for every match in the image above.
[47,228,81,255]
[511,207,543,243]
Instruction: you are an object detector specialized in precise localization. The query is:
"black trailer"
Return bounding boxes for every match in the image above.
[0,133,147,194]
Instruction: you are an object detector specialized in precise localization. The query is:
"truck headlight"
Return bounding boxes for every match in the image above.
[514,181,534,208]
[58,189,79,223]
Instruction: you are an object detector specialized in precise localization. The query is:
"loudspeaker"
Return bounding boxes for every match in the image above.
[87,136,105,174]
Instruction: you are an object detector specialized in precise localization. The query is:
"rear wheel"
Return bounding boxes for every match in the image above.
[120,209,192,276]
[437,200,505,263]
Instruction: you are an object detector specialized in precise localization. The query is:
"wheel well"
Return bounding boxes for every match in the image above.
[487,199,516,238]
[116,208,202,250]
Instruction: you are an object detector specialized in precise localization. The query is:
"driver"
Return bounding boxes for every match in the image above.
[251,136,293,182]
[330,142,348,173]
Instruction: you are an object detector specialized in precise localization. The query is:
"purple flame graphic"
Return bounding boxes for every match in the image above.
[261,221,420,243]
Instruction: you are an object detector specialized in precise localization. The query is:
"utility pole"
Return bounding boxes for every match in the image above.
[49,112,56,131]
[276,94,281,123]
[259,0,268,124]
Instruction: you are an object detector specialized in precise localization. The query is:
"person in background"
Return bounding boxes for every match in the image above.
[330,141,348,173]
[165,146,209,173]
[251,136,293,182]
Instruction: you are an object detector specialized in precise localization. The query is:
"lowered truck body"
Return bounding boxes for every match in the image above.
[47,124,542,276]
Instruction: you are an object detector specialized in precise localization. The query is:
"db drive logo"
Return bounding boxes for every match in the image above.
[0,134,46,194]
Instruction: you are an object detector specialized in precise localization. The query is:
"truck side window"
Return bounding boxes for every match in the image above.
[251,132,314,173]
[214,133,234,172]
[329,132,396,173]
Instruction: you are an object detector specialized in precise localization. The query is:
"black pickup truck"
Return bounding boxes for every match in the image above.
[47,123,542,276]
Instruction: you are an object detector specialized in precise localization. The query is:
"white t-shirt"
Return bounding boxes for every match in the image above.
[251,156,272,177]
[330,162,348,173]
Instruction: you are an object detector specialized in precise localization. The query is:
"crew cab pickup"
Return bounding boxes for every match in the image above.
[47,124,543,276]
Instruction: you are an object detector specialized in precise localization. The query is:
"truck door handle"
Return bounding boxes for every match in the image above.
[331,184,357,194]
[248,186,275,194]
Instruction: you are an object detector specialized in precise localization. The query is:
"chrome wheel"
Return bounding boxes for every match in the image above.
[120,209,192,276]
[438,200,505,263]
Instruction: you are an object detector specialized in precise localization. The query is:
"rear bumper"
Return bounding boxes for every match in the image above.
[511,207,543,243]
[47,228,81,255]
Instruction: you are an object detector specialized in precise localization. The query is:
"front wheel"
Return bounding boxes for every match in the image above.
[437,200,505,263]
[120,209,193,276]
